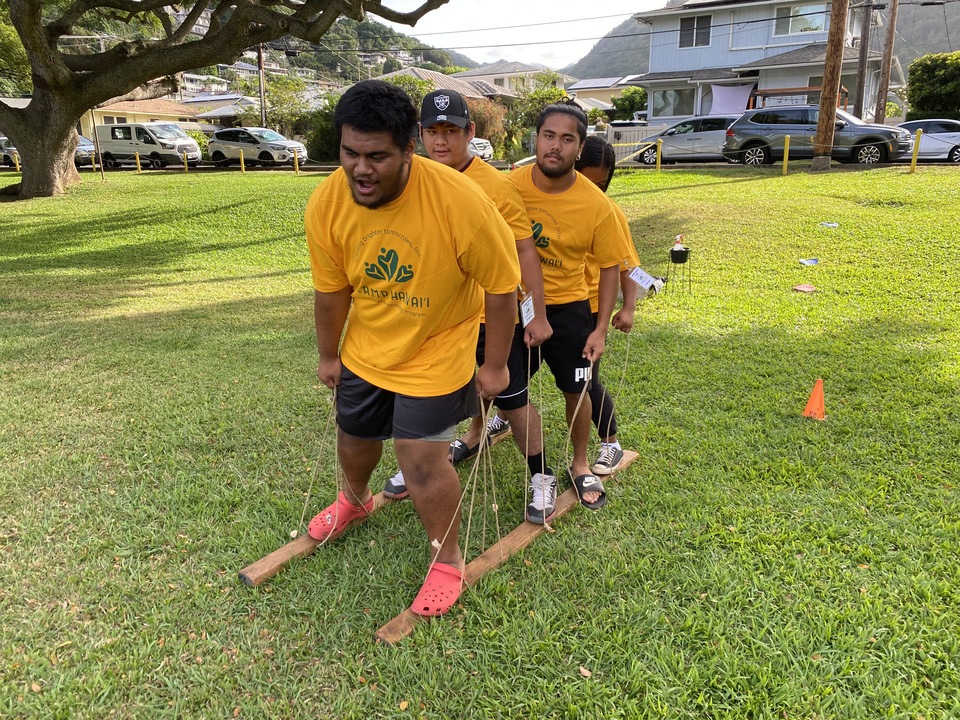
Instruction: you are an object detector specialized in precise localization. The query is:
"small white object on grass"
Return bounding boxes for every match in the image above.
[290,530,298,538]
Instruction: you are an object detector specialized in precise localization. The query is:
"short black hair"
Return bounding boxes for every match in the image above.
[535,101,588,143]
[576,136,617,192]
[334,80,418,151]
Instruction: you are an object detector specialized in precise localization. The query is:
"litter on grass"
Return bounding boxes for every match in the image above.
[793,284,817,293]
[820,222,839,228]
[799,258,820,265]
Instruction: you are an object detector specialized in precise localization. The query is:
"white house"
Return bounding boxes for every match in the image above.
[625,0,899,122]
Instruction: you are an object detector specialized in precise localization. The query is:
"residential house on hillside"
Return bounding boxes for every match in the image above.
[78,99,215,137]
[375,67,519,101]
[566,77,623,113]
[452,61,574,94]
[624,0,899,122]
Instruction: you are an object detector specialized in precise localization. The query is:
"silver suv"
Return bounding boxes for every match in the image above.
[722,106,912,165]
[208,127,308,166]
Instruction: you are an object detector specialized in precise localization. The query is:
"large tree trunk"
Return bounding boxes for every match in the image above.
[2,89,82,199]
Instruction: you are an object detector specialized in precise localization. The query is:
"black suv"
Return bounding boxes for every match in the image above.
[722,106,912,165]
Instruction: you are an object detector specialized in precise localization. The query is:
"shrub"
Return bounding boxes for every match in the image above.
[906,51,960,121]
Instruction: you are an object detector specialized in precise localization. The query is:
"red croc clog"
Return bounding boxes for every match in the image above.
[307,492,374,541]
[410,562,464,617]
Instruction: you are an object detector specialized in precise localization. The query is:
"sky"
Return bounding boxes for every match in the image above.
[380,0,665,70]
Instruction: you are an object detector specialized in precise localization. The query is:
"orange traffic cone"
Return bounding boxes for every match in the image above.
[803,378,825,420]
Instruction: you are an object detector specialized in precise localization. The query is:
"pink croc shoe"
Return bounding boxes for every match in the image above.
[410,562,464,617]
[307,492,374,541]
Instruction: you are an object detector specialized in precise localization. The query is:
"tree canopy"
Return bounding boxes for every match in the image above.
[0,0,448,198]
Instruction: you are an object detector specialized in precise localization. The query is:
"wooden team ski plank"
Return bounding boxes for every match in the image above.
[239,492,389,587]
[238,430,515,588]
[374,450,639,644]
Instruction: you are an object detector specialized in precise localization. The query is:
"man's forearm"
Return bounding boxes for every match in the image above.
[620,269,638,308]
[516,238,547,317]
[482,291,517,367]
[595,266,620,330]
[314,287,352,358]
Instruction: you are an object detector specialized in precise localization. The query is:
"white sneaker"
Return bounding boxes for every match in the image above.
[485,415,511,442]
[383,469,408,500]
[525,472,557,524]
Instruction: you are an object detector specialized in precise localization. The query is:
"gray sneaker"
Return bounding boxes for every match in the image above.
[525,472,558,524]
[383,469,408,500]
[591,444,624,476]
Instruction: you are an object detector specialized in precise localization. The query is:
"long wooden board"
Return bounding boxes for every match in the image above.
[374,450,639,644]
[238,429,515,588]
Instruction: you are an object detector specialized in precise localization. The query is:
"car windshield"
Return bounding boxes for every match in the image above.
[834,109,865,126]
[150,124,190,140]
[250,129,286,142]
[78,136,94,148]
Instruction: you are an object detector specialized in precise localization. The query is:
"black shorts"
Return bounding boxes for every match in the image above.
[336,364,477,441]
[529,300,595,394]
[475,322,530,411]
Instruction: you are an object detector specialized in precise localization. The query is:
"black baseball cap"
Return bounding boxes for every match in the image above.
[420,90,471,128]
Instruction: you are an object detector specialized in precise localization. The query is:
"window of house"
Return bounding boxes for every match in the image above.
[494,78,504,87]
[679,15,711,48]
[116,116,127,123]
[104,116,115,124]
[775,3,830,35]
[652,88,695,117]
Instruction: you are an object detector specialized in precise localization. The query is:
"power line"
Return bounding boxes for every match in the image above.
[405,12,640,36]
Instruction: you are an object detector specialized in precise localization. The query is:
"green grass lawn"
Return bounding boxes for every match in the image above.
[1,165,959,719]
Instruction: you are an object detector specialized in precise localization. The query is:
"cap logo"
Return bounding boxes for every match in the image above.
[434,95,451,111]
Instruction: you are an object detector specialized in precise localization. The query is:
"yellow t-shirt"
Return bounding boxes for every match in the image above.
[462,157,530,322]
[306,154,521,396]
[586,199,642,313]
[463,157,530,243]
[509,165,625,305]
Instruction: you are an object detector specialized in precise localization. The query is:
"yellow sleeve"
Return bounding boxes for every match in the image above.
[305,186,349,292]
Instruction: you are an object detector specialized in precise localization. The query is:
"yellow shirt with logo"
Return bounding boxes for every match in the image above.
[586,199,642,313]
[509,165,626,305]
[306,154,521,396]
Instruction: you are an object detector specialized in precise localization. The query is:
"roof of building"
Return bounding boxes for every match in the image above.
[567,77,624,91]
[452,60,554,77]
[99,98,199,116]
[732,43,879,70]
[373,67,518,100]
[622,68,741,84]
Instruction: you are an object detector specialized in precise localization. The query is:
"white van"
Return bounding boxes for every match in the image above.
[95,122,201,168]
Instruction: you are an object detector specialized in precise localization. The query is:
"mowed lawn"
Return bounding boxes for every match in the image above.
[1,164,959,719]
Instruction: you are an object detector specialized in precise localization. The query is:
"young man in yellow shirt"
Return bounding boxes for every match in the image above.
[576,136,646,475]
[304,81,521,616]
[383,89,557,524]
[509,103,631,519]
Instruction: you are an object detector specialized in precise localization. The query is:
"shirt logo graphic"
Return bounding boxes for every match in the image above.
[531,221,550,249]
[434,95,451,111]
[364,247,414,283]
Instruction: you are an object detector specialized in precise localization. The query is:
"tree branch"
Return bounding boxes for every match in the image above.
[366,0,451,25]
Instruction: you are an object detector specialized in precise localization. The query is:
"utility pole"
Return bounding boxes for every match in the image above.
[874,0,900,123]
[853,3,878,118]
[257,43,268,127]
[812,0,852,171]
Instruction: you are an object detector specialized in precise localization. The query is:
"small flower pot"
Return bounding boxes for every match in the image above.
[670,247,690,264]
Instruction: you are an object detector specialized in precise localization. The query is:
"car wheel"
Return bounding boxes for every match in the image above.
[258,152,276,167]
[948,146,960,163]
[211,150,227,166]
[640,146,659,165]
[854,143,885,164]
[2,155,11,167]
[103,153,119,169]
[148,154,166,169]
[742,144,770,166]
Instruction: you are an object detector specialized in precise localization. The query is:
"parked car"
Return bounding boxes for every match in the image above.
[722,106,913,165]
[208,127,307,166]
[469,137,493,162]
[1,137,20,167]
[897,119,960,163]
[95,122,201,168]
[633,115,742,164]
[74,135,98,166]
